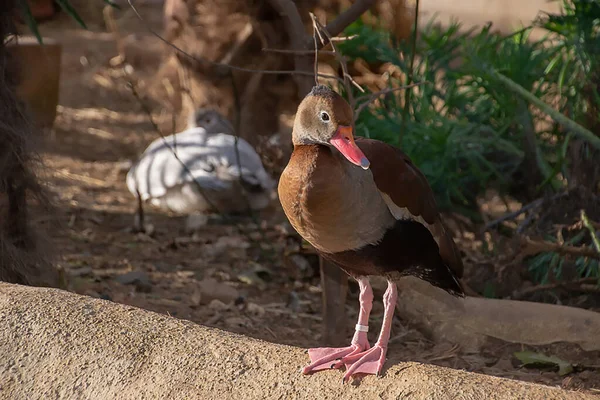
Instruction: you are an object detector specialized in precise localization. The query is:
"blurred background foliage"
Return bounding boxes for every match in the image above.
[336,0,600,287]
[14,0,600,289]
[339,0,600,211]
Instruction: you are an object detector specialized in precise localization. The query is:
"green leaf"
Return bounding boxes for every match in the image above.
[514,351,574,376]
[17,0,43,44]
[55,0,87,30]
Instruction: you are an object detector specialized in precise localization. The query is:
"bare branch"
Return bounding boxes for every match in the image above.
[484,192,567,231]
[328,35,359,42]
[126,0,343,85]
[310,13,364,109]
[511,277,600,300]
[520,237,600,259]
[581,209,600,254]
[228,71,256,221]
[265,0,314,95]
[317,0,377,49]
[311,14,319,86]
[262,48,335,56]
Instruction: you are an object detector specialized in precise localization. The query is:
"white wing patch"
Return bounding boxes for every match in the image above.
[380,192,441,248]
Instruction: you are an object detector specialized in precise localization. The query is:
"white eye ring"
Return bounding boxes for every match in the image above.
[319,111,330,123]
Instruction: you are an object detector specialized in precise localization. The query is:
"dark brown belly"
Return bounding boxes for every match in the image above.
[321,219,464,296]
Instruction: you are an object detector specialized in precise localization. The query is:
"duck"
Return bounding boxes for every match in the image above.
[126,108,275,219]
[278,85,464,382]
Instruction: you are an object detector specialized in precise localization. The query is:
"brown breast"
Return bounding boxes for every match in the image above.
[278,144,394,254]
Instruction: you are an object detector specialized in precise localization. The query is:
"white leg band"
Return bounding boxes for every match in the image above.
[355,324,369,333]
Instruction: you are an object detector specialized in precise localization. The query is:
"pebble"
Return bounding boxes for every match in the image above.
[208,299,230,312]
[288,254,312,278]
[246,302,265,317]
[249,231,262,241]
[69,266,93,277]
[185,214,209,232]
[224,317,249,328]
[286,291,301,313]
[197,278,239,305]
[115,270,152,293]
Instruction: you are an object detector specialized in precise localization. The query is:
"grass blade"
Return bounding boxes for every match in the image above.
[17,0,43,44]
[55,0,87,30]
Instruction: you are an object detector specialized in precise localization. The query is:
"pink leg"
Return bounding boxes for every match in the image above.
[341,280,398,382]
[302,277,373,374]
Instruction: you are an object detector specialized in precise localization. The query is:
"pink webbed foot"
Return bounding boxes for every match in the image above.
[302,342,369,374]
[340,343,388,382]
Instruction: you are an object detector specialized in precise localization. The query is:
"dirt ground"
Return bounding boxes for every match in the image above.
[24,1,600,395]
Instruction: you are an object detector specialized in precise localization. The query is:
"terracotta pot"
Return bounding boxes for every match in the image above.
[26,0,59,21]
[6,36,62,130]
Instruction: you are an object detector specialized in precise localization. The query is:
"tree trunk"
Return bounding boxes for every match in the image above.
[0,0,57,286]
[161,0,313,145]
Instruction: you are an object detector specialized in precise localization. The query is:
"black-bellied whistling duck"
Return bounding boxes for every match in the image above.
[278,85,464,382]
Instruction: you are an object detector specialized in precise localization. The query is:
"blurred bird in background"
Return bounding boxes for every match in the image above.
[126,108,275,232]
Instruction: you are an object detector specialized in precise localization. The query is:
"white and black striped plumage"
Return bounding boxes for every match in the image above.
[126,109,275,214]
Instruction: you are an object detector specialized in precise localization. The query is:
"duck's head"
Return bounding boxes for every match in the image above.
[188,108,235,134]
[292,85,370,170]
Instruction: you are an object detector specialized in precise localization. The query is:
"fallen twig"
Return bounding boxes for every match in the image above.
[103,4,125,65]
[53,169,108,187]
[484,192,567,231]
[511,277,600,300]
[519,237,600,259]
[516,211,537,234]
[581,209,600,254]
[262,48,335,56]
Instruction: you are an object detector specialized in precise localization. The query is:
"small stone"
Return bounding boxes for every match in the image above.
[83,290,101,298]
[203,236,249,259]
[185,214,209,232]
[190,289,202,307]
[286,291,300,313]
[116,270,152,293]
[249,231,262,241]
[176,270,195,279]
[69,266,93,277]
[288,254,312,278]
[246,302,265,317]
[198,278,239,305]
[115,159,133,173]
[234,296,246,307]
[100,293,112,301]
[224,317,248,328]
[208,299,229,312]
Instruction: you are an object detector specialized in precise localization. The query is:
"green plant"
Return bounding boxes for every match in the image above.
[338,19,561,209]
[538,0,600,122]
[337,2,600,288]
[15,0,119,44]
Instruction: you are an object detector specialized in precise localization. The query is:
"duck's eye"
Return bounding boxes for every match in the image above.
[319,111,330,123]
